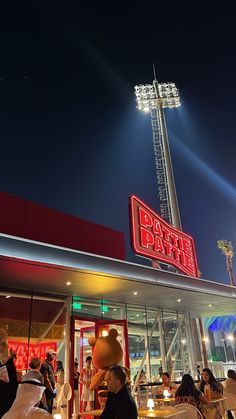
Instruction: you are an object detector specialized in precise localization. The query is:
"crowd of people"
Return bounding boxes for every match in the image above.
[133,366,236,419]
[0,346,59,418]
[1,343,236,419]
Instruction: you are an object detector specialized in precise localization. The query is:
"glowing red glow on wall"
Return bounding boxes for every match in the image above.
[130,195,199,277]
[8,340,57,371]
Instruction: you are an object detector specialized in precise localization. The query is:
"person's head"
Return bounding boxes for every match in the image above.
[181,374,195,389]
[228,369,236,380]
[86,355,92,367]
[162,372,170,386]
[176,374,195,397]
[21,372,45,406]
[199,368,218,392]
[201,368,216,384]
[106,365,126,393]
[29,357,41,370]
[74,361,78,372]
[22,370,44,384]
[56,360,64,372]
[46,349,57,362]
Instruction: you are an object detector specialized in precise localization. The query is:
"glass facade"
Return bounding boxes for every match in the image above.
[0,291,66,381]
[201,315,236,377]
[72,296,195,382]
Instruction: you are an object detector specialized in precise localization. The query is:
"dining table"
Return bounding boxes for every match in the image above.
[154,397,176,405]
[80,406,186,418]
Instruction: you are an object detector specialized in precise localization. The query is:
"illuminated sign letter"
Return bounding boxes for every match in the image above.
[140,227,154,248]
[154,236,164,253]
[130,195,199,277]
[139,207,153,228]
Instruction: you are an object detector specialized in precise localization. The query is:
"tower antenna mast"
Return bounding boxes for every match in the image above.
[134,66,182,230]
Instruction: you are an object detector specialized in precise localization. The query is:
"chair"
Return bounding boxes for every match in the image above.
[60,381,72,419]
[174,403,204,419]
[224,392,236,418]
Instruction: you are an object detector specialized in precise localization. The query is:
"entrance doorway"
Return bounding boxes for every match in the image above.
[71,317,129,417]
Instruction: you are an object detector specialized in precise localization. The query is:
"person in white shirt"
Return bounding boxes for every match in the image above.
[79,355,95,412]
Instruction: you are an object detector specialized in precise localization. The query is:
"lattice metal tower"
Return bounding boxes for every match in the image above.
[134,69,182,230]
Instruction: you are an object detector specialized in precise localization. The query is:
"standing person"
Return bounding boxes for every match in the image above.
[175,373,208,418]
[80,355,95,412]
[0,328,18,418]
[101,365,138,419]
[199,368,224,419]
[223,370,236,419]
[73,361,80,415]
[40,349,57,414]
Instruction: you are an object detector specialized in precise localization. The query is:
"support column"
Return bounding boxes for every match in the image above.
[65,296,72,381]
[185,314,196,377]
[198,318,208,368]
[144,334,151,382]
[191,319,202,364]
[158,310,166,372]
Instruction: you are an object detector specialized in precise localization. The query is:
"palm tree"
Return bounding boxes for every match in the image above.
[217,240,235,287]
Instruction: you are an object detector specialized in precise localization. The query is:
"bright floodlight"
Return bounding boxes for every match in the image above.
[134,82,181,112]
[227,335,234,341]
[134,69,182,231]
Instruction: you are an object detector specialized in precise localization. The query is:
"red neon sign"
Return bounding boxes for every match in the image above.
[8,340,57,371]
[130,195,199,277]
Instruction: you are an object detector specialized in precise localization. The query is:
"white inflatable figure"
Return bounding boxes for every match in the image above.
[2,377,53,419]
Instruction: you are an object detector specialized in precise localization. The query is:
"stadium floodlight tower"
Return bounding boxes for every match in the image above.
[134,68,182,230]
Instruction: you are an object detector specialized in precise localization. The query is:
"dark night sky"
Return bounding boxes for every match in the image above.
[0,2,236,284]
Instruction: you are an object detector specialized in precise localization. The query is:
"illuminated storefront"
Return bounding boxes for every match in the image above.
[0,192,236,417]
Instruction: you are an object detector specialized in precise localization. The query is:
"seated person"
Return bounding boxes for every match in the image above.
[199,368,224,418]
[199,368,223,399]
[133,369,146,393]
[175,373,208,418]
[101,365,138,419]
[133,369,146,384]
[157,372,178,396]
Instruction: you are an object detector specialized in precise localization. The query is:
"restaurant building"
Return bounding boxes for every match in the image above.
[0,191,235,416]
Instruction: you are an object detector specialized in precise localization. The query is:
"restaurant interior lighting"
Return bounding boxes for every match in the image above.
[163,389,170,399]
[227,335,234,341]
[147,398,154,411]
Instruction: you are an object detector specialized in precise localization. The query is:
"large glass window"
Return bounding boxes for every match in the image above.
[0,291,66,382]
[71,298,195,381]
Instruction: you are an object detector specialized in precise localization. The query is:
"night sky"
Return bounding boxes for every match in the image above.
[0,2,236,285]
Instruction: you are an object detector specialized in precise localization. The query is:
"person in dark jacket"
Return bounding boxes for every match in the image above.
[0,329,18,418]
[101,365,137,419]
[40,349,57,414]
